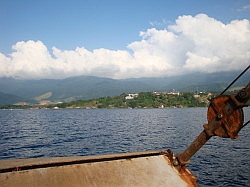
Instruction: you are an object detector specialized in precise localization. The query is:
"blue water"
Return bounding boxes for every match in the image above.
[0,108,249,186]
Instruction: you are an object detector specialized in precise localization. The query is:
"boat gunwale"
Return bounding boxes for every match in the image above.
[0,150,163,173]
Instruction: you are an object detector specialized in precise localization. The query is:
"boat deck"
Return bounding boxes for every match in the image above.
[0,151,198,187]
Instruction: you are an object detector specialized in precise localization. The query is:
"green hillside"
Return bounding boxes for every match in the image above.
[47,91,212,109]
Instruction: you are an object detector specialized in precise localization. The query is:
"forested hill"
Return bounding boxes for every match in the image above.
[47,92,213,109]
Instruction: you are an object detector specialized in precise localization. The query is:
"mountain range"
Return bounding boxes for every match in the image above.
[0,71,249,106]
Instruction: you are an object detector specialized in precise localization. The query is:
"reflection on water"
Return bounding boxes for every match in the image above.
[0,108,249,186]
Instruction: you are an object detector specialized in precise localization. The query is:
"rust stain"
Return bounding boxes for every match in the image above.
[179,166,198,187]
[163,150,198,187]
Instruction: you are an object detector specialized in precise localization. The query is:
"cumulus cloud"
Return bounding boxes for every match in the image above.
[0,14,250,79]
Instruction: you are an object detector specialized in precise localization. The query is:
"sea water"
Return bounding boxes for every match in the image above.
[0,108,249,186]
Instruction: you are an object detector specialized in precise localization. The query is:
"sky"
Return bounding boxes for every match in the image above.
[0,0,250,80]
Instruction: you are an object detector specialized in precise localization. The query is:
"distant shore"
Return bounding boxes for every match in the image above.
[1,91,215,110]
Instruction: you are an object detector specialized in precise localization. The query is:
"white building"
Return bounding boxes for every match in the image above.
[125,93,139,100]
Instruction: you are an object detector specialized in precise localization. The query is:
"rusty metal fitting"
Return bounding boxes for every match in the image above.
[175,82,249,168]
[230,94,249,108]
[217,113,223,119]
[236,82,250,102]
[207,95,244,139]
[176,154,190,166]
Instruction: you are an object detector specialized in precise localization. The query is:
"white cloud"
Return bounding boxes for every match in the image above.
[0,14,250,79]
[237,4,250,11]
[243,4,250,10]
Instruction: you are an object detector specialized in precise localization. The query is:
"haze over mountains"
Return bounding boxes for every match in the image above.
[0,71,249,106]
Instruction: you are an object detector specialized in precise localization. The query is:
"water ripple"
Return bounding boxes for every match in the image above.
[0,108,249,186]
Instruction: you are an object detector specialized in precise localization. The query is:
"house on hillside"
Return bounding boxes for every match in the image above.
[167,91,180,96]
[125,93,139,100]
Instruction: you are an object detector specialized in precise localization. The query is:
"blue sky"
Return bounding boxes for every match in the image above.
[0,0,250,79]
[1,0,249,53]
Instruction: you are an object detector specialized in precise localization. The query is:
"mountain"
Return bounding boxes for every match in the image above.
[0,71,249,105]
[0,92,28,106]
